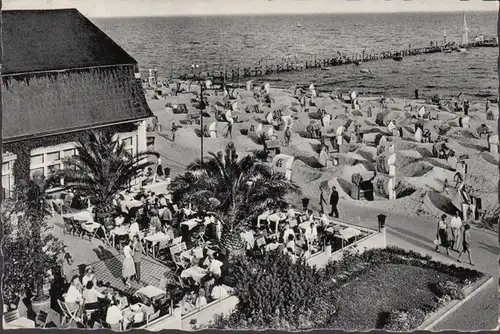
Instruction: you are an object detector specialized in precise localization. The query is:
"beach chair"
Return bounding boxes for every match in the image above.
[57,300,79,327]
[171,236,182,246]
[35,310,49,328]
[4,309,20,323]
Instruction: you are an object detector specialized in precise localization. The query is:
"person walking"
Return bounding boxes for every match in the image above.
[122,240,136,287]
[284,127,292,147]
[171,122,179,142]
[329,186,339,218]
[132,235,143,283]
[457,224,473,265]
[449,211,463,250]
[224,122,233,139]
[435,214,450,255]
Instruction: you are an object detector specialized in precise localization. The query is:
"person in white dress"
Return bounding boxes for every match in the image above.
[122,240,136,286]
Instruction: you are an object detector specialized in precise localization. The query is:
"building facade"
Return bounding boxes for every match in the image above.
[2,9,153,196]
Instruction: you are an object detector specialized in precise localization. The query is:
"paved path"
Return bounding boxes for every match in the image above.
[300,196,498,278]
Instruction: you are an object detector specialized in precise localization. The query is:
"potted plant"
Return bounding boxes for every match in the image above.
[2,177,68,315]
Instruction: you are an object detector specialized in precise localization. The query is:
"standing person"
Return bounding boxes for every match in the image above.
[449,211,463,250]
[171,122,179,142]
[224,121,233,139]
[319,188,327,214]
[284,127,292,147]
[435,214,450,255]
[329,186,339,218]
[122,240,136,287]
[463,100,469,116]
[486,99,490,113]
[457,224,473,265]
[161,205,173,231]
[132,235,143,283]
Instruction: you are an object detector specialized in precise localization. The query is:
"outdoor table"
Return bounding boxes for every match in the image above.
[181,266,208,284]
[267,213,286,234]
[144,232,171,258]
[338,227,361,247]
[127,200,144,208]
[81,221,102,237]
[111,226,129,248]
[180,246,203,263]
[181,208,196,217]
[72,210,94,222]
[5,317,35,329]
[180,218,201,231]
[134,286,166,304]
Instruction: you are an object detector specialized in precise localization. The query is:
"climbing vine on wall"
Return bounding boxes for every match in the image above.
[4,123,138,184]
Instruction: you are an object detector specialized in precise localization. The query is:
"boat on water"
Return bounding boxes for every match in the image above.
[459,10,469,52]
[393,52,403,61]
[297,22,302,28]
[321,67,330,71]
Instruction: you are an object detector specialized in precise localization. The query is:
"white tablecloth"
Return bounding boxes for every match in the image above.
[144,232,171,244]
[181,266,208,283]
[111,226,128,236]
[338,227,361,240]
[180,218,201,230]
[82,221,101,233]
[127,200,144,208]
[135,286,166,299]
[267,213,286,223]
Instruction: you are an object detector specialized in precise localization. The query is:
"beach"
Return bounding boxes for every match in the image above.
[144,82,499,225]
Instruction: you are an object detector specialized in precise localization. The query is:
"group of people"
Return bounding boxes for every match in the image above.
[435,211,473,265]
[62,266,157,329]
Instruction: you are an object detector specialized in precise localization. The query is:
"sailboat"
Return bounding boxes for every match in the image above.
[459,11,469,52]
[443,29,453,53]
[353,45,361,65]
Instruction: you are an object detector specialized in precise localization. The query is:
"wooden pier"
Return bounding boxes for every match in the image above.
[164,39,498,83]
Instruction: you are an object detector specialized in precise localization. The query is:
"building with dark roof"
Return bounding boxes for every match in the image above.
[2,8,153,196]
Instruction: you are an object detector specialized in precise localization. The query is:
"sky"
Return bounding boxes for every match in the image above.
[3,0,499,17]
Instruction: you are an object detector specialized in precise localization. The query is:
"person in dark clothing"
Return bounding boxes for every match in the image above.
[329,186,339,218]
[463,100,469,116]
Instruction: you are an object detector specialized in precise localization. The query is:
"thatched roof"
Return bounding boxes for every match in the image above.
[2,9,136,74]
[2,9,153,143]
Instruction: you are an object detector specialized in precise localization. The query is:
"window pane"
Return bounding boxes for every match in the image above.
[2,175,9,192]
[64,149,75,157]
[48,164,61,175]
[30,154,44,165]
[2,162,9,173]
[122,137,133,146]
[30,167,44,178]
[46,152,60,163]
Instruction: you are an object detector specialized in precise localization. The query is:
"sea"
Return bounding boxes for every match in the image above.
[93,11,498,100]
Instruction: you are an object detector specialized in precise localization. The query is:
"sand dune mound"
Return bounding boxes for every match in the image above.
[424,191,460,216]
[481,152,499,165]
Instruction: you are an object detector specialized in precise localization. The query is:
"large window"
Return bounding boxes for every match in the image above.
[2,157,16,198]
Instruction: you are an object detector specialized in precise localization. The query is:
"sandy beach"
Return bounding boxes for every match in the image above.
[143,81,498,227]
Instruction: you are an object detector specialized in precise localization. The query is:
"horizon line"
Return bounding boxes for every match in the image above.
[87,8,497,19]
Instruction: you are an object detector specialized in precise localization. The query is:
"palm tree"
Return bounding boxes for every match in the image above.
[52,130,156,217]
[170,142,301,255]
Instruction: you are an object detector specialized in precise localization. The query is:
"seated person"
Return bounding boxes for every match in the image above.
[114,213,125,227]
[302,245,311,260]
[201,273,216,298]
[265,237,281,252]
[195,289,208,308]
[83,281,105,305]
[105,287,115,301]
[181,291,196,314]
[82,266,97,287]
[158,271,171,291]
[115,291,129,310]
[285,234,296,254]
[207,253,224,277]
[65,276,84,315]
[106,299,123,330]
[282,223,295,243]
[295,234,307,250]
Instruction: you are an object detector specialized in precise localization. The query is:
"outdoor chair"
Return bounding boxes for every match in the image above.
[146,310,161,327]
[57,300,79,327]
[156,239,171,259]
[172,254,186,271]
[100,226,113,246]
[4,309,20,323]
[35,310,49,328]
[63,217,75,235]
[171,237,182,246]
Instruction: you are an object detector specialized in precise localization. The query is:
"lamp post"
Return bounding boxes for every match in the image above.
[191,64,205,164]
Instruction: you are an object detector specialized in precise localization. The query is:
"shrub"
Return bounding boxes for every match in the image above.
[211,251,338,330]
[383,308,426,332]
[435,281,465,300]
